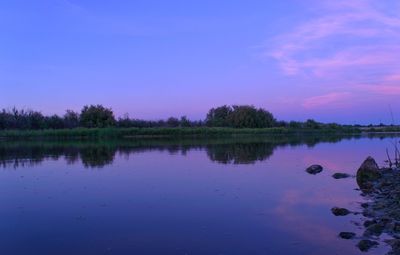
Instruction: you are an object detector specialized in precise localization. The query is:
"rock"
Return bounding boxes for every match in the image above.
[339,232,356,239]
[332,173,351,179]
[393,223,400,233]
[364,223,385,237]
[356,156,382,191]
[362,209,376,218]
[331,207,351,216]
[386,239,400,255]
[357,239,379,252]
[361,203,369,208]
[363,220,377,228]
[306,164,323,175]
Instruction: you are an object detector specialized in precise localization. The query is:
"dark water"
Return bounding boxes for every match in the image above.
[0,134,398,255]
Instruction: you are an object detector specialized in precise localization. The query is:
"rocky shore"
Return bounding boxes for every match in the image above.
[336,157,400,254]
[307,156,400,253]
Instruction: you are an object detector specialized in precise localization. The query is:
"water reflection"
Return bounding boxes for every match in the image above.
[0,134,396,169]
[1,133,398,255]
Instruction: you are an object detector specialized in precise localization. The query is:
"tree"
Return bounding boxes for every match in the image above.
[166,117,180,127]
[206,105,275,128]
[63,110,80,129]
[276,120,288,127]
[180,116,191,127]
[206,105,232,127]
[46,115,65,129]
[80,105,116,128]
[288,121,302,129]
[27,110,45,129]
[228,105,275,128]
[305,119,320,129]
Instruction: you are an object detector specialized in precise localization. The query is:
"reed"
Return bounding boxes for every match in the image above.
[0,127,361,140]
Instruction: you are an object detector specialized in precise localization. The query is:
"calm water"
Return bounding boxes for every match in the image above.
[0,135,398,255]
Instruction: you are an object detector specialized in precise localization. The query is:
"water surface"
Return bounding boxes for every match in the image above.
[0,135,397,254]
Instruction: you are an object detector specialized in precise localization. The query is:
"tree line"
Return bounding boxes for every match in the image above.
[0,104,345,130]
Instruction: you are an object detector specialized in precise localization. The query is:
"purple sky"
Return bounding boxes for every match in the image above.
[1,0,400,124]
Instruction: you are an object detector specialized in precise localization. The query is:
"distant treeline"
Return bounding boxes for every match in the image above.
[0,104,352,130]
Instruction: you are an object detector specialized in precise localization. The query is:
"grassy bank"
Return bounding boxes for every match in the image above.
[359,126,400,133]
[0,127,361,140]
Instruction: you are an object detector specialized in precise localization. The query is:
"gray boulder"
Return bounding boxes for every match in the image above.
[357,240,379,252]
[331,207,351,216]
[339,232,356,239]
[332,173,351,179]
[306,164,323,175]
[356,156,382,191]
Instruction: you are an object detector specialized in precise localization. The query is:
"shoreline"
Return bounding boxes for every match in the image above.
[327,157,400,254]
[0,127,362,140]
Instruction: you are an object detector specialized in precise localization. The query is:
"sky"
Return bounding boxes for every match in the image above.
[1,0,400,124]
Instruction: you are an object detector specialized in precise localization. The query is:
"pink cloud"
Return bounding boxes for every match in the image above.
[358,85,400,95]
[267,0,400,96]
[301,46,400,77]
[385,74,400,82]
[302,92,351,109]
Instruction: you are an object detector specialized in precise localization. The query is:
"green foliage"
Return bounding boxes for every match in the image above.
[206,105,232,127]
[0,126,361,140]
[0,105,365,135]
[166,117,180,127]
[80,105,116,128]
[64,110,80,129]
[206,105,275,128]
[228,105,275,128]
[305,119,320,129]
[46,115,64,129]
[289,121,302,129]
[0,108,45,130]
[180,116,191,127]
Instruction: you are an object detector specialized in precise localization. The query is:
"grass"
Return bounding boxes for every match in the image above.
[360,126,400,133]
[0,126,361,140]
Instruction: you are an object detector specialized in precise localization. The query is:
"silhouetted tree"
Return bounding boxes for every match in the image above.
[166,117,180,127]
[180,116,191,127]
[206,105,233,127]
[80,105,116,128]
[276,120,288,127]
[0,105,350,131]
[305,119,320,129]
[63,110,80,129]
[288,121,302,129]
[227,105,275,128]
[46,115,64,129]
[27,110,45,129]
[206,105,275,128]
[0,108,46,130]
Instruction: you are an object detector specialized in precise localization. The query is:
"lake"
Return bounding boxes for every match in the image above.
[0,134,397,255]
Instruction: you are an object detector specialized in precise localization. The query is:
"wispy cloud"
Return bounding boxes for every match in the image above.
[357,85,400,95]
[302,92,351,109]
[385,74,400,82]
[267,0,400,99]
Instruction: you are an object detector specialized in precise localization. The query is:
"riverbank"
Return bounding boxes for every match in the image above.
[0,127,361,140]
[328,157,400,254]
[356,160,400,254]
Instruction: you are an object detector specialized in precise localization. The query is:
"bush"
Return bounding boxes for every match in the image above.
[64,110,80,129]
[80,105,116,128]
[206,105,275,128]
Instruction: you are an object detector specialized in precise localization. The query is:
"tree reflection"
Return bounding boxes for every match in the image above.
[206,143,274,164]
[0,134,387,169]
[80,146,116,168]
